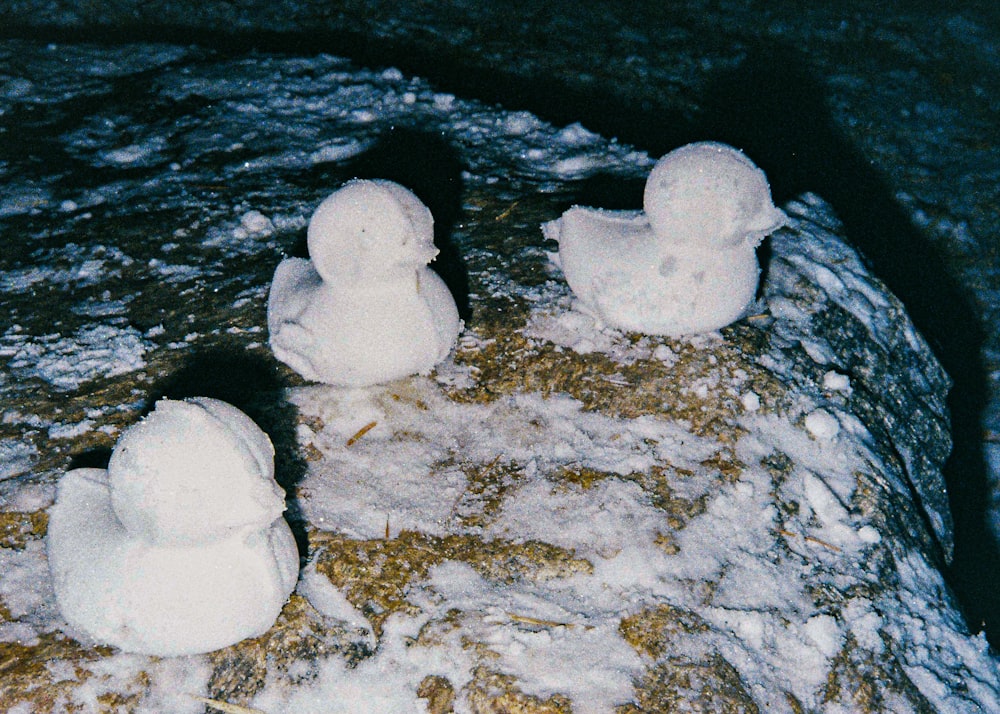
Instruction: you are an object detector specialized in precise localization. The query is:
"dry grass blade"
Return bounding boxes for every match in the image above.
[506,612,589,630]
[346,421,377,446]
[494,200,520,221]
[803,534,842,552]
[777,528,843,553]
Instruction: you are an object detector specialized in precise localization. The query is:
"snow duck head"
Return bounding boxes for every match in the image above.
[108,397,286,545]
[643,141,787,248]
[307,179,439,283]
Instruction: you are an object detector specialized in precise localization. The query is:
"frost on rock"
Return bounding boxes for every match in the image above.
[766,194,954,561]
[1,40,997,713]
[259,191,991,713]
[0,324,151,391]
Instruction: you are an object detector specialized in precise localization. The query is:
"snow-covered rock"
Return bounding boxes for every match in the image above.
[0,38,996,713]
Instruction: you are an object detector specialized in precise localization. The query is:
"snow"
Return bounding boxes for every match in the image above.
[741,391,761,411]
[280,378,707,710]
[290,383,712,541]
[544,143,785,336]
[423,562,643,713]
[278,343,996,710]
[297,561,375,642]
[822,369,851,393]
[268,180,461,386]
[46,398,298,656]
[252,609,464,714]
[0,323,151,391]
[0,22,997,710]
[0,243,134,293]
[0,539,54,626]
[643,142,787,248]
[107,398,286,543]
[804,409,841,440]
[0,439,37,481]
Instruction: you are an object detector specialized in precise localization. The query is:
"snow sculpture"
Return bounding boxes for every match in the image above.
[47,397,299,656]
[543,142,787,335]
[267,179,462,386]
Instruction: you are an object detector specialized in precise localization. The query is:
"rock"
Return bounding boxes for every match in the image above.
[254,190,985,711]
[1,40,997,713]
[1,187,995,711]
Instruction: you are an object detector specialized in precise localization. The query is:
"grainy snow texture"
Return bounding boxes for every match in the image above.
[47,397,298,656]
[545,142,785,335]
[1,7,999,711]
[267,179,461,386]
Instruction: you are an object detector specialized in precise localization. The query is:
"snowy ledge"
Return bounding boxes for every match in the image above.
[0,40,997,713]
[4,193,995,712]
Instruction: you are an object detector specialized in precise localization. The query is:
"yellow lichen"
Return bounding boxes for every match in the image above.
[207,594,372,705]
[311,530,592,637]
[0,510,48,550]
[0,635,114,713]
[418,674,457,714]
[619,604,709,660]
[621,654,760,714]
[464,665,574,714]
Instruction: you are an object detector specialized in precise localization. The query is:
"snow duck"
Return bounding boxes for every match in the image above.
[543,142,787,336]
[47,397,299,656]
[267,179,462,386]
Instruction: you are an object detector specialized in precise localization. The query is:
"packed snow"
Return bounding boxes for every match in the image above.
[268,180,461,386]
[47,398,298,656]
[544,142,786,335]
